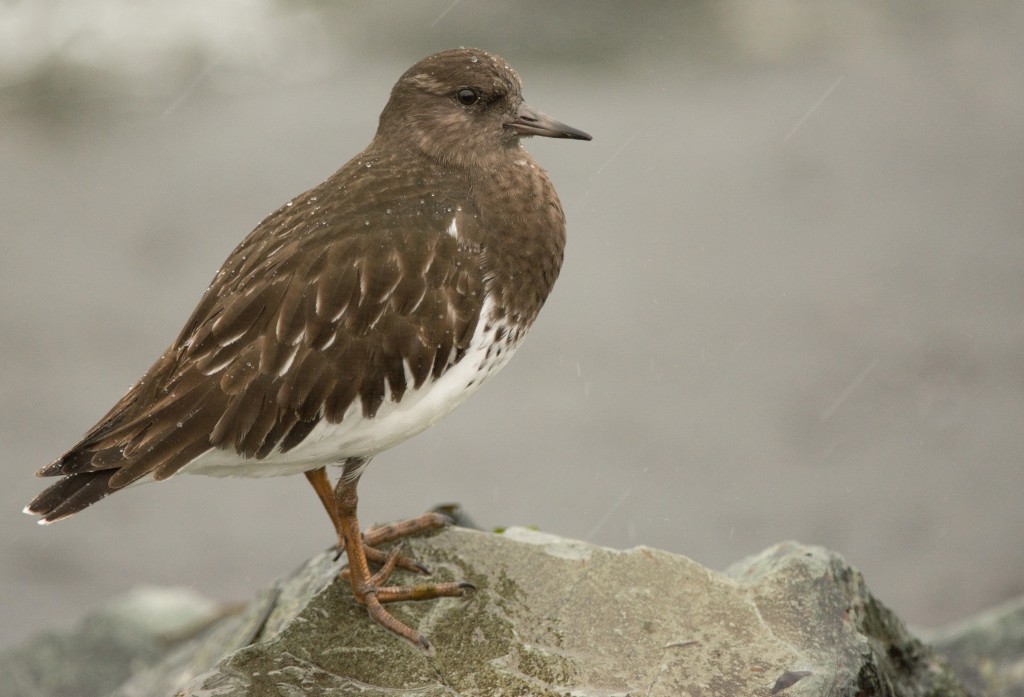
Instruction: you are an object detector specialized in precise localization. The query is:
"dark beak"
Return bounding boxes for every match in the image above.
[505,103,592,141]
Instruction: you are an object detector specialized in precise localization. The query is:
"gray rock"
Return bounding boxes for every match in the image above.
[3,528,975,696]
[928,595,1024,697]
[0,586,221,697]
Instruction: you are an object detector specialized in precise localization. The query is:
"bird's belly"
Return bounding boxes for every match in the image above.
[181,305,524,478]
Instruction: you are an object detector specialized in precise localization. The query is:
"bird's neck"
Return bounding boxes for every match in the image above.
[470,149,567,328]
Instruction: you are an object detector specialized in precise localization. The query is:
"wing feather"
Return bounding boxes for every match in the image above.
[30,155,486,522]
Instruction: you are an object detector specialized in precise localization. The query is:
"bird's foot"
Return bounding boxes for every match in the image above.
[337,510,474,650]
[334,511,452,574]
[354,577,475,651]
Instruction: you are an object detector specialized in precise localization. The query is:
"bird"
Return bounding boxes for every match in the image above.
[24,47,591,649]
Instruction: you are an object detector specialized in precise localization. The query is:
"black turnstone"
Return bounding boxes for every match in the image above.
[25,47,590,649]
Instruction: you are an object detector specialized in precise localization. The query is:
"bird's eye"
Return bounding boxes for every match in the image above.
[456,88,480,106]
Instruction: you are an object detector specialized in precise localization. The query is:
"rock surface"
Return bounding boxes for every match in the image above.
[0,586,222,697]
[928,595,1024,697]
[1,526,989,696]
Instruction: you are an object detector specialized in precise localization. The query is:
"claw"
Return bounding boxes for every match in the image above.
[305,467,469,649]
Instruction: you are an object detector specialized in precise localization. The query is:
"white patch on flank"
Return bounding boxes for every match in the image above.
[402,358,416,389]
[181,295,527,478]
[446,216,459,239]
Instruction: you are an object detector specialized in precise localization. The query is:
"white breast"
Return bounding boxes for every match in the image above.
[180,296,525,478]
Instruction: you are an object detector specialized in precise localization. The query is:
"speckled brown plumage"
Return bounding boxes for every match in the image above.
[26,47,590,648]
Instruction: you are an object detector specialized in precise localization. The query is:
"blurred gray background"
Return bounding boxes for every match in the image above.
[2,1,1022,649]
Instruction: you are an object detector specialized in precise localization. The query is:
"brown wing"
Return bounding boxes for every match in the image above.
[28,154,484,522]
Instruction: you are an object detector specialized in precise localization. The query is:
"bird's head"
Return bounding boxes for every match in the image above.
[375,47,591,168]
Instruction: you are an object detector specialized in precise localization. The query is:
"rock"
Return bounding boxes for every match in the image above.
[3,527,976,697]
[0,586,221,697]
[927,595,1024,697]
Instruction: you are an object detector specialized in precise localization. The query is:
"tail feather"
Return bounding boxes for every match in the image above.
[24,470,120,524]
[35,447,106,478]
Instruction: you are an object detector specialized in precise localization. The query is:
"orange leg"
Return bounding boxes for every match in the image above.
[304,463,472,649]
[305,466,344,543]
[304,467,447,573]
